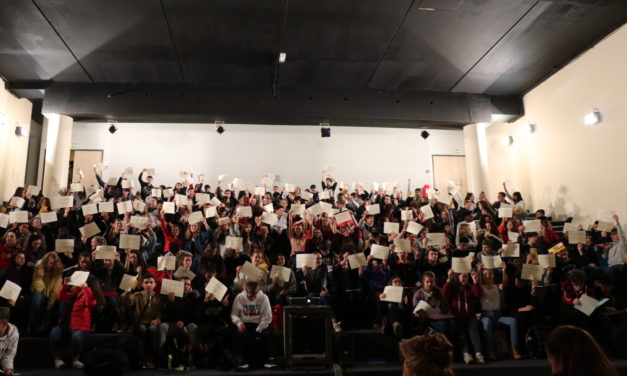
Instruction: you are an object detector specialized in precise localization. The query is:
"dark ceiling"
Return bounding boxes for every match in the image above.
[0,0,626,127]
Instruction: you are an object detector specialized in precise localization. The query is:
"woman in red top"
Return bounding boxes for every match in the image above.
[160,212,184,253]
[541,218,561,247]
[49,278,97,369]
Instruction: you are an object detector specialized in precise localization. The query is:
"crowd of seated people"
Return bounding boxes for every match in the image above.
[0,168,625,370]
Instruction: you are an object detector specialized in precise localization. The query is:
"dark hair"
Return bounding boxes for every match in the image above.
[8,251,26,270]
[422,271,436,281]
[0,307,10,321]
[399,333,454,376]
[143,273,156,281]
[78,252,92,262]
[568,269,587,285]
[546,326,618,376]
[245,281,259,290]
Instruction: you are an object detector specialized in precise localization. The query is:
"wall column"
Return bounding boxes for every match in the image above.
[42,113,73,198]
[463,123,490,197]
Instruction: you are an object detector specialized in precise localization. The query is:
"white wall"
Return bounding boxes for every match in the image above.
[471,23,627,219]
[71,122,464,194]
[0,81,33,202]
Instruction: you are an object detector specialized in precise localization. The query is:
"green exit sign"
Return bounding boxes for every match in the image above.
[455,149,461,154]
[71,143,77,149]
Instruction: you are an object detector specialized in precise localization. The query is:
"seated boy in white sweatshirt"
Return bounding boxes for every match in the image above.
[230,281,277,369]
[0,307,18,376]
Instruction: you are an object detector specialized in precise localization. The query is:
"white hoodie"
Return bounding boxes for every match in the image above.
[231,290,272,332]
[0,323,18,371]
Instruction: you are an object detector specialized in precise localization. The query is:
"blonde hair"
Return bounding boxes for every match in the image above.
[38,252,64,276]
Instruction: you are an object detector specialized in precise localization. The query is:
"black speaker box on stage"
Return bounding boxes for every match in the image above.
[283,305,333,369]
[333,331,354,368]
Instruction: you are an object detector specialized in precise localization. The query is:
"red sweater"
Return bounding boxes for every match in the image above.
[442,281,481,319]
[543,229,561,247]
[161,217,185,253]
[146,266,173,294]
[560,280,594,306]
[57,285,97,331]
[0,245,18,270]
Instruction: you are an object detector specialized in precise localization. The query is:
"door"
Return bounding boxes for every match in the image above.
[432,155,468,197]
[70,150,103,189]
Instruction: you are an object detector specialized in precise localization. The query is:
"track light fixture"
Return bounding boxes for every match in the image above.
[215,121,225,135]
[523,123,536,134]
[15,125,28,137]
[501,135,514,146]
[107,120,117,134]
[320,123,331,138]
[584,109,602,125]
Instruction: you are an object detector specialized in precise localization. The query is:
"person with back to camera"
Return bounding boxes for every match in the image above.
[545,325,618,376]
[399,332,454,376]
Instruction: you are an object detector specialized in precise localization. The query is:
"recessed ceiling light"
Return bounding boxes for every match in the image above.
[278,52,287,64]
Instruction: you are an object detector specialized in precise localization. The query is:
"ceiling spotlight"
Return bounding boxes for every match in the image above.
[501,135,514,146]
[584,108,602,125]
[523,123,536,134]
[278,52,287,64]
[215,121,225,135]
[320,123,331,138]
[421,130,430,140]
[15,125,28,137]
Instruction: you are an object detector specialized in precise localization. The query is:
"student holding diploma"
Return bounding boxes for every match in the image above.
[557,269,608,348]
[442,269,484,365]
[411,271,454,342]
[129,274,162,369]
[50,276,97,369]
[1,251,33,333]
[29,252,64,336]
[267,254,297,306]
[476,264,522,360]
[378,277,411,339]
[196,274,233,369]
[295,252,342,331]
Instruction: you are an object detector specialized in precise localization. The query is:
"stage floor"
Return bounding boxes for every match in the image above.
[13,359,627,376]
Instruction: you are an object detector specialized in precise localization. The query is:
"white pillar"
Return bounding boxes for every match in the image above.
[0,81,33,202]
[42,113,73,198]
[463,123,490,197]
